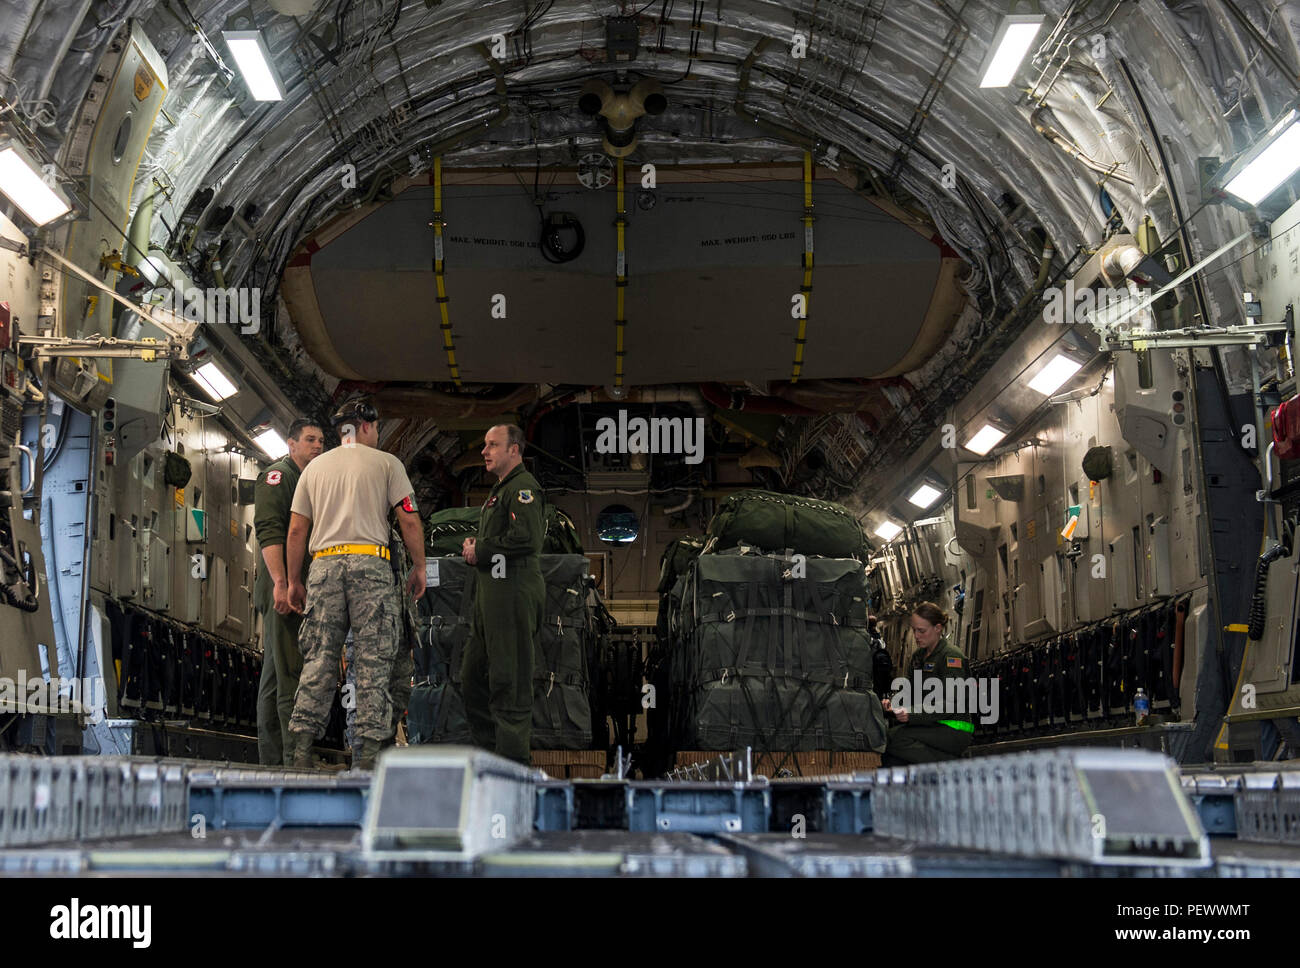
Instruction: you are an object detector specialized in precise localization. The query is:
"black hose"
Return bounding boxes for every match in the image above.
[538,213,585,263]
[1247,543,1288,640]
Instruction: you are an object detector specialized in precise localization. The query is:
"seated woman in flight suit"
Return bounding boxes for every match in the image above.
[882,602,974,765]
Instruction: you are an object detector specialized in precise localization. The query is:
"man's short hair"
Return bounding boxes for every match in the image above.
[287,418,322,441]
[493,423,526,456]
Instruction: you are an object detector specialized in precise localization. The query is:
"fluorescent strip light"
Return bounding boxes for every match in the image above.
[964,423,1007,456]
[1223,113,1300,205]
[874,520,903,541]
[254,428,289,459]
[223,31,286,101]
[979,15,1046,88]
[1027,353,1084,395]
[0,143,72,226]
[192,361,238,401]
[908,483,944,508]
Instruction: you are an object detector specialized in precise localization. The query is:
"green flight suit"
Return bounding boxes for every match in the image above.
[253,456,310,766]
[883,635,974,765]
[460,463,546,765]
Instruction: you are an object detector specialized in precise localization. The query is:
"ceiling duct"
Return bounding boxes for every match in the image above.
[578,78,666,158]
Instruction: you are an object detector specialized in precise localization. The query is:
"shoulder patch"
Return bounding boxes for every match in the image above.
[400,495,417,513]
[946,656,963,668]
[266,470,282,486]
[517,489,534,504]
[486,495,498,508]
[923,663,934,672]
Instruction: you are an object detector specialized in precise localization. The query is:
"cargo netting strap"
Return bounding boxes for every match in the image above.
[805,574,852,686]
[790,150,814,383]
[613,155,628,388]
[432,157,462,386]
[534,671,587,690]
[697,667,870,689]
[700,605,836,624]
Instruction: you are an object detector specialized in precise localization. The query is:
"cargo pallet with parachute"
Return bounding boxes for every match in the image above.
[649,490,887,776]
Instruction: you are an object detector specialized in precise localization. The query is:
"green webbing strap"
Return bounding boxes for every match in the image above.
[533,671,586,688]
[697,667,870,689]
[939,719,975,732]
[699,606,857,625]
[783,571,796,677]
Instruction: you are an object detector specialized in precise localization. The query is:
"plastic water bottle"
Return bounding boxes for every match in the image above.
[1134,687,1150,725]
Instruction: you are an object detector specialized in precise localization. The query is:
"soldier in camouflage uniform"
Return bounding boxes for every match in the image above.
[253,418,324,765]
[882,602,974,764]
[461,424,546,765]
[283,398,427,770]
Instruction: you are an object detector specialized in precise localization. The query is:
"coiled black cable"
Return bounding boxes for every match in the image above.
[538,213,585,263]
[1248,543,1289,640]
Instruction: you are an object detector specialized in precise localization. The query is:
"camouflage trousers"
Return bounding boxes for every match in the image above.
[345,628,414,750]
[289,555,401,743]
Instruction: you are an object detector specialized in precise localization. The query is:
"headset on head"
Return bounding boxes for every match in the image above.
[331,398,379,427]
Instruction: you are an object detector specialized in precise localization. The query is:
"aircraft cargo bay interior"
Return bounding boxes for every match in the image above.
[0,0,1299,890]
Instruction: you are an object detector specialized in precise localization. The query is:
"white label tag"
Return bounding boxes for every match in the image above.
[426,560,440,586]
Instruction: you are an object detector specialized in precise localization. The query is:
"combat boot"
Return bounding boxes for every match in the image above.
[287,730,315,769]
[353,737,384,771]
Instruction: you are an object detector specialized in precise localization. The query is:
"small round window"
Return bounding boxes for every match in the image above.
[112,112,133,165]
[596,504,639,545]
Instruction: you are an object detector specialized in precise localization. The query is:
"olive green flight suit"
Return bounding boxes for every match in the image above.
[253,456,310,766]
[883,636,974,765]
[460,463,546,765]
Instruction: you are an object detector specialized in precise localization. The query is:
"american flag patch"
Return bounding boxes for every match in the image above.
[946,656,962,668]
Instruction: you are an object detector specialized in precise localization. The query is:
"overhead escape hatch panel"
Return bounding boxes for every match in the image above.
[282,165,965,385]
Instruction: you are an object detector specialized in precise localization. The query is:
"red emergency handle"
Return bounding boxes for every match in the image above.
[1273,397,1300,460]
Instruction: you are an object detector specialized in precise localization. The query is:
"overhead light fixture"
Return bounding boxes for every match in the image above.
[253,428,289,459]
[1027,353,1084,396]
[874,520,903,541]
[964,423,1008,456]
[0,137,73,226]
[908,483,945,508]
[1220,108,1300,206]
[978,13,1046,88]
[222,30,286,101]
[191,361,238,401]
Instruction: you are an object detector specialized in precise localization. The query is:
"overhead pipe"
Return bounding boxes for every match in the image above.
[371,384,538,419]
[1030,107,1135,186]
[33,0,95,103]
[698,383,819,415]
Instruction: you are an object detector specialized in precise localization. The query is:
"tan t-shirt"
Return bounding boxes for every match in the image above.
[290,444,416,552]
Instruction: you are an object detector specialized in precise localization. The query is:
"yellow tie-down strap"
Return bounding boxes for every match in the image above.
[313,544,391,560]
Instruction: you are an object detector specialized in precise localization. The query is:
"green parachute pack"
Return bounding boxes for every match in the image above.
[703,489,869,561]
[533,555,594,749]
[423,504,583,556]
[424,507,481,557]
[405,556,476,744]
